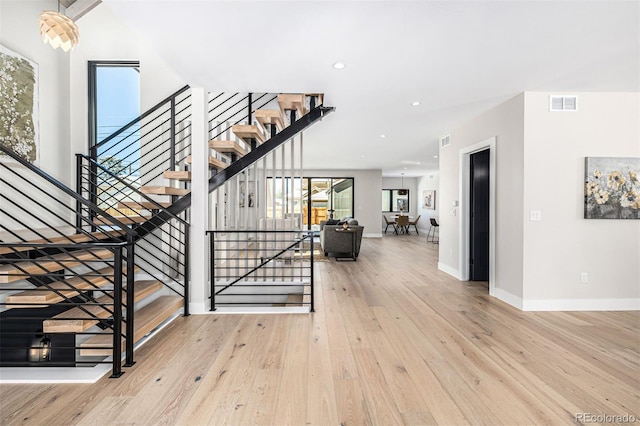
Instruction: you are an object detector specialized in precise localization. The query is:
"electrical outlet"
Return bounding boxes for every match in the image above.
[580,272,588,283]
[530,210,542,221]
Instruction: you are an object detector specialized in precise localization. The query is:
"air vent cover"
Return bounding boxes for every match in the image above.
[440,135,451,148]
[550,96,578,111]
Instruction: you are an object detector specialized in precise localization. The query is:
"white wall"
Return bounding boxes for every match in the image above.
[305,169,382,238]
[521,92,640,310]
[441,91,640,311]
[0,0,71,181]
[441,94,525,301]
[416,172,439,233]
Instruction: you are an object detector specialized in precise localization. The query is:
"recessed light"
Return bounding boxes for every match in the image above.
[433,155,438,158]
[380,134,386,138]
[416,162,421,165]
[361,154,366,158]
[333,62,345,69]
[404,167,408,170]
[411,101,421,106]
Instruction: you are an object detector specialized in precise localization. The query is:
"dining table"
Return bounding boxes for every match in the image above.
[393,214,413,234]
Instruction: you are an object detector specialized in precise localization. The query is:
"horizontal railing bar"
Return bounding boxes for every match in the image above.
[91,85,190,153]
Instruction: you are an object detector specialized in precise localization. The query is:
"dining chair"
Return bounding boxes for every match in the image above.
[396,215,409,234]
[383,215,397,234]
[427,217,439,243]
[408,215,421,234]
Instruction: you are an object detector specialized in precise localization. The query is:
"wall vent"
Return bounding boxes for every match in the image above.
[550,96,578,111]
[440,135,451,148]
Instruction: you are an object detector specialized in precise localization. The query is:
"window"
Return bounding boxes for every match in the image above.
[88,61,140,172]
[266,177,354,230]
[382,189,410,213]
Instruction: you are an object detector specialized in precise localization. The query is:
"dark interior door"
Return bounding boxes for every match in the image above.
[469,149,490,281]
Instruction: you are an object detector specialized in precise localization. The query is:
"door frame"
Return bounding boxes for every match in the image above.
[458,137,496,295]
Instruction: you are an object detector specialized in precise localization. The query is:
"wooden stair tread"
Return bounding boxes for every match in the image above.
[209,140,247,157]
[0,230,125,256]
[80,295,183,356]
[278,94,306,118]
[232,124,266,144]
[140,186,190,196]
[185,155,227,170]
[162,170,191,181]
[117,201,171,210]
[254,109,284,132]
[0,249,114,284]
[4,266,138,307]
[305,92,324,106]
[43,280,163,333]
[94,215,150,225]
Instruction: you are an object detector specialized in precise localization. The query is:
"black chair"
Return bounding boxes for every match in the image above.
[427,218,439,243]
[396,215,409,234]
[383,215,397,234]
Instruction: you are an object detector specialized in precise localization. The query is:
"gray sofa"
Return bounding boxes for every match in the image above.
[320,218,364,259]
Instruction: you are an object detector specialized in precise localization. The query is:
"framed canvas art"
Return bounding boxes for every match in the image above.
[423,190,435,209]
[0,45,39,164]
[584,157,640,219]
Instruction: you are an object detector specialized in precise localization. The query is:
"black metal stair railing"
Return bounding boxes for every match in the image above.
[138,104,335,236]
[207,230,315,312]
[76,154,189,316]
[0,241,131,378]
[0,144,135,376]
[89,85,192,186]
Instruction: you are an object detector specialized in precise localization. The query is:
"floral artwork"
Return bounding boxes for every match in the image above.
[584,157,640,219]
[0,45,39,164]
[423,189,435,209]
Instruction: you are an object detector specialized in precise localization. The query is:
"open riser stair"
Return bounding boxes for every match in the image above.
[1,86,332,377]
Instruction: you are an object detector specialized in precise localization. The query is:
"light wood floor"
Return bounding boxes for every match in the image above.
[1,236,639,425]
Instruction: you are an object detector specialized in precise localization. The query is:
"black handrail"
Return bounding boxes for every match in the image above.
[135,105,335,238]
[0,143,134,237]
[207,230,315,312]
[77,154,189,226]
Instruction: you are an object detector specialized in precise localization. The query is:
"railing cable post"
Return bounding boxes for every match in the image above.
[89,153,98,233]
[124,235,136,367]
[184,225,190,316]
[75,154,83,232]
[170,95,176,170]
[111,246,124,378]
[210,232,216,311]
[310,233,315,312]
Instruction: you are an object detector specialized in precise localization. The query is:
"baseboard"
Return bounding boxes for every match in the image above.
[364,233,383,238]
[206,306,311,314]
[522,298,640,311]
[189,301,209,314]
[492,287,524,310]
[438,262,461,280]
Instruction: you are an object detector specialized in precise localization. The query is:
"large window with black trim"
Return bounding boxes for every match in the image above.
[266,177,354,230]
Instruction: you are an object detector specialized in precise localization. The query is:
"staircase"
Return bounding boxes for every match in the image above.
[1,87,333,378]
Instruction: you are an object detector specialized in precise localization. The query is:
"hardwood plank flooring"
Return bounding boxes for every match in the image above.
[1,235,639,425]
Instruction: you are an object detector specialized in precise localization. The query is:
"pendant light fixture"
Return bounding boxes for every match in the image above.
[398,173,408,195]
[39,1,79,52]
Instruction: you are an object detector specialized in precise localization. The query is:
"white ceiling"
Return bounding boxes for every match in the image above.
[102,0,639,177]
